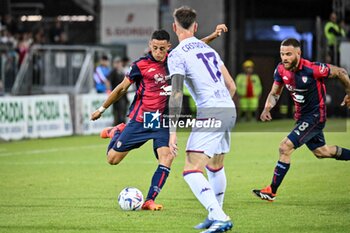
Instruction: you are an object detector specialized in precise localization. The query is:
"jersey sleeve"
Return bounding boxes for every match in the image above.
[273,66,283,85]
[126,63,142,83]
[167,50,186,76]
[215,51,224,67]
[312,62,330,79]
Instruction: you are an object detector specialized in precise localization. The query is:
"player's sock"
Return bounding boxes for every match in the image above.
[183,170,227,221]
[206,166,226,208]
[145,165,170,201]
[270,161,290,194]
[335,146,350,161]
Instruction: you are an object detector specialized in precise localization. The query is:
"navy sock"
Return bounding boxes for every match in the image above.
[335,147,350,161]
[146,165,170,201]
[270,161,290,194]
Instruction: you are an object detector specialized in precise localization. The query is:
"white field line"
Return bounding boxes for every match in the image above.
[0,144,104,157]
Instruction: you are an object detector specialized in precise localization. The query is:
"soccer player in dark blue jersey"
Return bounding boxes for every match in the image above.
[253,38,350,202]
[91,26,228,210]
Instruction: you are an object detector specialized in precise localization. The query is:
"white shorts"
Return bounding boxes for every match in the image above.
[186,108,236,158]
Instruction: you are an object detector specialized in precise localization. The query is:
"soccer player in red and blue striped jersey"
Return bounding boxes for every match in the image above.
[253,38,350,202]
[91,26,227,210]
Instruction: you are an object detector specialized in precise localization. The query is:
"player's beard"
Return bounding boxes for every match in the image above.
[283,57,298,70]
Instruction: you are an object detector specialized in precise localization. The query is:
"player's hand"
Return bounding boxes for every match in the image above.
[169,133,178,157]
[341,94,350,108]
[214,24,228,37]
[260,110,272,121]
[90,110,102,121]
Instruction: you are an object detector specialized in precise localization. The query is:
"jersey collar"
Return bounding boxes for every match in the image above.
[296,58,304,71]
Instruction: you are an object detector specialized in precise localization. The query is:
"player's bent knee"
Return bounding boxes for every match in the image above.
[157,148,174,167]
[107,155,121,165]
[159,154,174,167]
[279,138,295,155]
[279,143,292,156]
[107,150,125,165]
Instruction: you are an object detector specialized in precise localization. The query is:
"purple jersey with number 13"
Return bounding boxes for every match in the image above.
[167,37,234,109]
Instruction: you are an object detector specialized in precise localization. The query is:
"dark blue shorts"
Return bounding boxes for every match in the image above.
[287,118,326,151]
[110,120,169,157]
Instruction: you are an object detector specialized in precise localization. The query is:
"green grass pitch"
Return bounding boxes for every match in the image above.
[0,119,349,233]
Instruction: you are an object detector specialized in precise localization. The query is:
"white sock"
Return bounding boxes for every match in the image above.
[183,171,227,221]
[206,166,227,208]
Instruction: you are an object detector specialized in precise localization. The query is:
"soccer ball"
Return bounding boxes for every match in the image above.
[118,187,144,211]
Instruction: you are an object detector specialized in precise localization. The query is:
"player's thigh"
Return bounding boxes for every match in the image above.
[311,144,335,158]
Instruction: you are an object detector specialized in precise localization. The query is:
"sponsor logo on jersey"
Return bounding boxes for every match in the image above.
[319,64,329,74]
[159,85,172,96]
[285,84,307,92]
[147,68,156,73]
[283,76,288,81]
[153,73,167,84]
[292,93,305,103]
[302,76,308,83]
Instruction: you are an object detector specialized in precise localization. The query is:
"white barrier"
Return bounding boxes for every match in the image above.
[75,93,114,135]
[0,95,73,141]
[340,41,350,72]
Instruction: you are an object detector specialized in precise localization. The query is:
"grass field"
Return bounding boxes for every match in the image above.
[0,119,349,233]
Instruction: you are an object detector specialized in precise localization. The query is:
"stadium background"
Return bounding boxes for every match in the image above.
[0,1,350,233]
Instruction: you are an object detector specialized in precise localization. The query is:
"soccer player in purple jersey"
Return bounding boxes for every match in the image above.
[253,38,350,202]
[91,26,228,210]
[168,6,236,232]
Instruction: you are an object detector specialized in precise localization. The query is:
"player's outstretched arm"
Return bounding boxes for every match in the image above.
[260,83,283,121]
[200,24,228,44]
[328,64,350,108]
[220,64,236,98]
[168,74,185,156]
[90,77,132,121]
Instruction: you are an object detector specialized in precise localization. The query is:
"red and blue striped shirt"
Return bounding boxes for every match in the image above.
[126,52,170,122]
[274,58,330,122]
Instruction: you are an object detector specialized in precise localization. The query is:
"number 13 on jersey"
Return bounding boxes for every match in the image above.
[196,52,222,82]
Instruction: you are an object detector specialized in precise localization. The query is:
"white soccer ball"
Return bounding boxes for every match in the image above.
[118,187,144,211]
